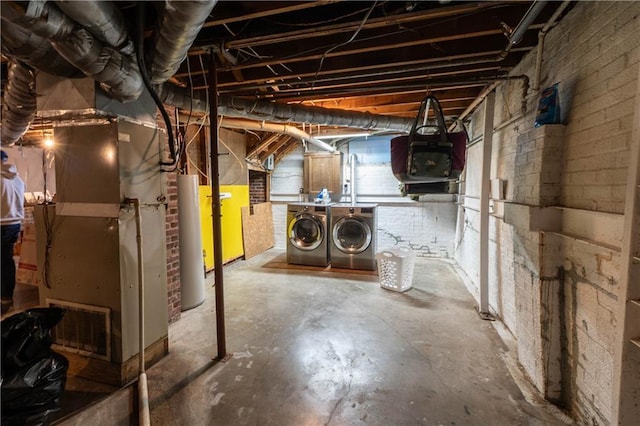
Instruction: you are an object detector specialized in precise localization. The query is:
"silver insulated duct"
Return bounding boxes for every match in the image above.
[1,61,37,146]
[53,29,144,102]
[1,0,143,102]
[220,96,414,132]
[157,83,414,132]
[0,18,79,78]
[149,0,218,85]
[54,0,134,55]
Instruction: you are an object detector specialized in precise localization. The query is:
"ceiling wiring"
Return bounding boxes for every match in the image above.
[263,3,384,27]
[312,1,378,86]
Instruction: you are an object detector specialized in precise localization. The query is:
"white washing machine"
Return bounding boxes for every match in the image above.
[286,203,331,267]
[330,204,377,270]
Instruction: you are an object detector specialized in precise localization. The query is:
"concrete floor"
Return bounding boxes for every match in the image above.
[142,249,569,426]
[17,248,573,425]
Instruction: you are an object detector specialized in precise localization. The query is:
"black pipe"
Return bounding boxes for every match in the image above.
[209,51,227,360]
[135,2,176,166]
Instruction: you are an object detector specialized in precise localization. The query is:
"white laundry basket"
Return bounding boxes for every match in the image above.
[376,247,415,292]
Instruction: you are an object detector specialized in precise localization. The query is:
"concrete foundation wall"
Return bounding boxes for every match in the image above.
[455,2,639,424]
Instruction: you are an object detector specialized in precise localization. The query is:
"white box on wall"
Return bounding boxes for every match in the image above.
[491,178,505,200]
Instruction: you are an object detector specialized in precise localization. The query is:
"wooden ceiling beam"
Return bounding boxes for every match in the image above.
[274,139,301,164]
[286,86,486,108]
[252,66,504,96]
[264,135,296,160]
[247,133,281,159]
[334,99,475,115]
[300,86,483,105]
[176,48,531,83]
[307,93,477,110]
[190,26,542,70]
[225,2,509,50]
[202,1,340,28]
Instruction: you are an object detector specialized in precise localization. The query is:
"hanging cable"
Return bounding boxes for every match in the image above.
[135,2,176,167]
[311,1,377,85]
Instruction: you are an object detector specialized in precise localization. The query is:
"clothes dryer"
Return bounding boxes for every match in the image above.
[330,204,377,270]
[286,203,330,267]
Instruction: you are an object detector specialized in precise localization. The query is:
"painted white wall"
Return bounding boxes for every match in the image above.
[2,145,56,197]
[271,140,458,258]
[454,2,639,424]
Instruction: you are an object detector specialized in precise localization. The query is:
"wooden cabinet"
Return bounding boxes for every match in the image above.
[303,152,343,199]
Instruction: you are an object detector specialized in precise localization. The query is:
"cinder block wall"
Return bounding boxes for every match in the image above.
[455,2,639,424]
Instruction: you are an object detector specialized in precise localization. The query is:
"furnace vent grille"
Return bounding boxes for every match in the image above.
[46,298,111,361]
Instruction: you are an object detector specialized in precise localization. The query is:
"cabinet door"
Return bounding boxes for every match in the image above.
[303,152,343,195]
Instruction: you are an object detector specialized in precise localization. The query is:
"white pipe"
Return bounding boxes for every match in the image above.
[350,154,357,206]
[219,117,336,152]
[451,82,499,130]
[533,0,572,91]
[454,1,565,126]
[127,198,150,426]
[509,1,548,46]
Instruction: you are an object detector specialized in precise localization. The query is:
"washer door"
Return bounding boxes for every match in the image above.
[289,213,324,250]
[333,216,372,254]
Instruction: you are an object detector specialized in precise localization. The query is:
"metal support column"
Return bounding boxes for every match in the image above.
[479,91,495,319]
[208,51,227,360]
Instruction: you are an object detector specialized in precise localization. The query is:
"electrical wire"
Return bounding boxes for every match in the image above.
[312,1,377,85]
[184,54,210,181]
[264,4,380,27]
[135,2,177,167]
[218,135,245,185]
[41,145,52,289]
[185,115,210,182]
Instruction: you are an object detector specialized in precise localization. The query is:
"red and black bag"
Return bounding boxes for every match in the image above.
[391,95,467,184]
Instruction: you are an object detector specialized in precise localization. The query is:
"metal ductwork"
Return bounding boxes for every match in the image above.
[0,19,80,78]
[1,61,37,146]
[156,83,209,115]
[2,0,414,138]
[55,0,134,55]
[157,83,413,132]
[53,29,143,102]
[148,0,218,85]
[1,0,73,40]
[1,0,143,102]
[220,96,414,132]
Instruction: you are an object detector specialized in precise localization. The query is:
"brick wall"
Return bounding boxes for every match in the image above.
[165,172,181,322]
[552,2,637,214]
[270,142,458,258]
[249,170,268,204]
[455,2,639,424]
[376,202,456,257]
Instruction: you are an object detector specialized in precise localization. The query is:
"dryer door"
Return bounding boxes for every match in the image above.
[333,216,372,254]
[289,213,324,251]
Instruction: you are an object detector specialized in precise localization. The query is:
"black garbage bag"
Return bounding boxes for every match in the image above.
[1,307,66,371]
[2,351,69,410]
[1,401,62,426]
[1,308,68,426]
